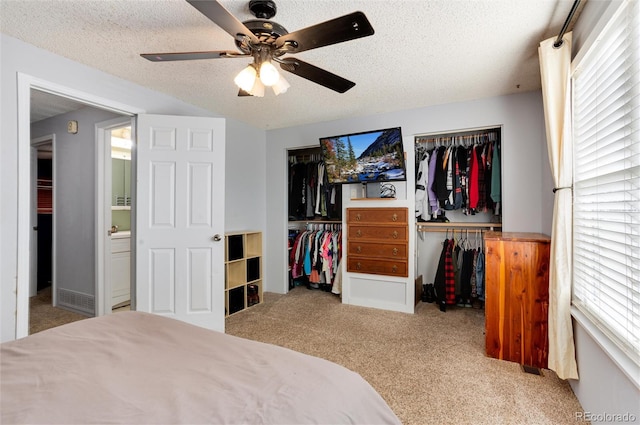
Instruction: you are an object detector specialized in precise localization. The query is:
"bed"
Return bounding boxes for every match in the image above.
[1,311,401,424]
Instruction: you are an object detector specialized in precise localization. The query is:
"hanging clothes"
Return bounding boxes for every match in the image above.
[430,229,487,311]
[415,129,501,217]
[491,140,501,215]
[288,159,342,221]
[289,162,307,220]
[289,225,342,290]
[475,145,487,212]
[415,151,430,220]
[427,149,440,217]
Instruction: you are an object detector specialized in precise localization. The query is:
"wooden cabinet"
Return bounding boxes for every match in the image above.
[111,233,131,308]
[484,232,551,369]
[225,232,263,316]
[346,207,409,277]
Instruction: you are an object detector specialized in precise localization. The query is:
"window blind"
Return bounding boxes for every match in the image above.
[572,0,640,364]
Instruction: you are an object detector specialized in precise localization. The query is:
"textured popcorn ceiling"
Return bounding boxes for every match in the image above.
[1,0,579,130]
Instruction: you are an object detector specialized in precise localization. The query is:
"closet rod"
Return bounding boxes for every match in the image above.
[417,222,502,232]
[289,220,341,225]
[414,125,501,140]
[554,0,581,48]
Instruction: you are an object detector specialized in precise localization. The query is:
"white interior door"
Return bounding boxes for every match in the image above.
[136,114,225,332]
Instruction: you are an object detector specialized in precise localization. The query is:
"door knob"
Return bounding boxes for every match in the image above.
[213,234,222,242]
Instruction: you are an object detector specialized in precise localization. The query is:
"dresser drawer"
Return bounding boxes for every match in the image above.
[347,240,408,259]
[347,208,408,224]
[348,225,408,241]
[347,257,408,277]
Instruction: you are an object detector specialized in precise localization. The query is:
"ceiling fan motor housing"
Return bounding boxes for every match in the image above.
[235,19,289,53]
[249,0,277,19]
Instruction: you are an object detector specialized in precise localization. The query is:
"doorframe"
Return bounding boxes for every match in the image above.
[96,117,135,317]
[16,72,144,338]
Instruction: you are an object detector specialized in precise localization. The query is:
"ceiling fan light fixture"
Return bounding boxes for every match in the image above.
[259,60,280,86]
[272,74,290,95]
[249,78,265,97]
[234,65,257,92]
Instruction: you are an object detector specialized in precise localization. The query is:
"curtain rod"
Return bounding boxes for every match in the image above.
[554,0,581,48]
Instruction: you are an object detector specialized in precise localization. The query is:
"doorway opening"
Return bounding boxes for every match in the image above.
[108,124,133,313]
[27,88,133,334]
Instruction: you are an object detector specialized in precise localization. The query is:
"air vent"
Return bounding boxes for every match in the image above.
[521,365,542,376]
[57,288,95,315]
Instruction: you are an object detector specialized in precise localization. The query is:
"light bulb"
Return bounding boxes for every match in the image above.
[249,78,265,97]
[259,61,280,86]
[272,74,290,95]
[234,65,257,92]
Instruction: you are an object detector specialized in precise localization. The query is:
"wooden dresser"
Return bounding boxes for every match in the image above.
[484,232,551,369]
[346,207,408,277]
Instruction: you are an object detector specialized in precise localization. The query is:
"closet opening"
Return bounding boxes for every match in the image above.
[414,126,502,312]
[287,147,343,295]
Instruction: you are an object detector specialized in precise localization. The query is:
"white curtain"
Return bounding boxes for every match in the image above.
[538,32,578,380]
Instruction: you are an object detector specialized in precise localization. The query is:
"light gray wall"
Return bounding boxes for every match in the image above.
[265,90,552,294]
[1,34,265,341]
[31,106,124,300]
[224,122,266,233]
[567,0,640,421]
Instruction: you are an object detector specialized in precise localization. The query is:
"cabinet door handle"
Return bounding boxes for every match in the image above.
[356,229,362,237]
[392,213,398,222]
[356,246,362,254]
[392,265,398,273]
[392,231,398,239]
[356,262,362,270]
[392,248,398,256]
[356,213,361,221]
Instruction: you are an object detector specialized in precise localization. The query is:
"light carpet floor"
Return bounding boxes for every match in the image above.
[225,287,586,425]
[29,286,88,334]
[29,287,129,334]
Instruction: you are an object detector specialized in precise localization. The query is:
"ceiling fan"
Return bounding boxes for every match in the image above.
[141,0,375,97]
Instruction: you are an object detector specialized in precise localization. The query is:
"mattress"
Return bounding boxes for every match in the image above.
[1,311,400,424]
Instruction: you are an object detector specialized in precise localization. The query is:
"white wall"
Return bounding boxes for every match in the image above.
[265,91,552,299]
[1,34,266,341]
[567,0,640,421]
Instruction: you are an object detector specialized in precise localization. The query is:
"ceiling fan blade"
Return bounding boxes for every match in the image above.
[278,58,356,93]
[141,51,247,62]
[275,11,374,54]
[186,0,260,44]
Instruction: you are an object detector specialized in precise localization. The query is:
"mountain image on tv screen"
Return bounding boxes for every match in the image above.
[320,127,405,184]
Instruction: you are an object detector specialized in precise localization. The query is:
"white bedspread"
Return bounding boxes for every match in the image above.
[1,311,400,424]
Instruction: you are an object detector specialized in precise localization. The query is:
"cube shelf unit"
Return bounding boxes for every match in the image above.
[225,231,263,316]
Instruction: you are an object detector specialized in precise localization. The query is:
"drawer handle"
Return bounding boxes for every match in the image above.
[356,246,362,254]
[392,231,398,239]
[392,265,398,273]
[392,213,398,222]
[392,248,398,256]
[356,262,362,270]
[356,213,361,221]
[356,229,362,237]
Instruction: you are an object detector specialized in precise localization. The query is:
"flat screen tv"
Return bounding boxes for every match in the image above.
[319,127,406,184]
